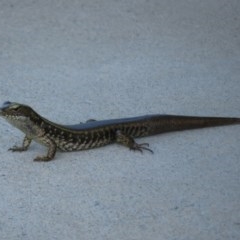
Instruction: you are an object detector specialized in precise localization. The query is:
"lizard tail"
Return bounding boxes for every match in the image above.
[147,115,240,135]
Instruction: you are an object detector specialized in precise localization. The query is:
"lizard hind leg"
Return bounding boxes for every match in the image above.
[115,130,154,154]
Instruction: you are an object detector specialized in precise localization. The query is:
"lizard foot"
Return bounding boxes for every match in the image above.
[116,130,154,154]
[8,146,28,152]
[130,142,154,154]
[34,155,53,162]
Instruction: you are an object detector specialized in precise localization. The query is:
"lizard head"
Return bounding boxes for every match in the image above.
[0,101,42,134]
[0,101,33,119]
[0,101,39,127]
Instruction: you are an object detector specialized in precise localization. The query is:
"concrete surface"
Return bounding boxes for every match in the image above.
[0,0,240,239]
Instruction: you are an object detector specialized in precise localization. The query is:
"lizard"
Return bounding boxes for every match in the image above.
[0,101,239,161]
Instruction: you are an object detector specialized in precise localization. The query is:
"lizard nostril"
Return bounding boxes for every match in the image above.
[3,101,11,104]
[1,101,11,110]
[3,101,11,107]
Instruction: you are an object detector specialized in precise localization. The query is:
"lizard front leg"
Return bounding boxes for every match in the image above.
[9,135,32,152]
[33,136,57,162]
[115,130,154,153]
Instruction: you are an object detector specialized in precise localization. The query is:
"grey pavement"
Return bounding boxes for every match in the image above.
[0,0,240,239]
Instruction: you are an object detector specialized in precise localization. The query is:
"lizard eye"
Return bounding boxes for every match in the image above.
[9,104,21,112]
[12,106,21,111]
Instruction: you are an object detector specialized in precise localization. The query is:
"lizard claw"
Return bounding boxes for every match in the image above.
[130,142,154,154]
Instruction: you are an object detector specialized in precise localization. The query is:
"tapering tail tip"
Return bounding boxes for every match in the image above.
[231,117,240,124]
[148,115,240,135]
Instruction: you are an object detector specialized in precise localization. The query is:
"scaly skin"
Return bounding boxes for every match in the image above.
[0,101,239,161]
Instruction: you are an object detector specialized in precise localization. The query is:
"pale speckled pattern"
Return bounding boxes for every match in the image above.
[0,0,240,239]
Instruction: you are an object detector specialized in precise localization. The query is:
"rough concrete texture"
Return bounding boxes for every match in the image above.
[0,0,240,239]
